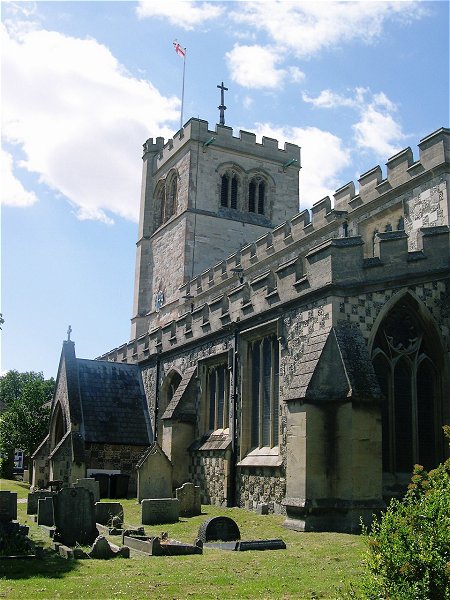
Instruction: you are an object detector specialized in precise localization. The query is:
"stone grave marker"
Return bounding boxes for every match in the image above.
[0,491,17,522]
[175,482,201,517]
[136,442,173,502]
[197,516,241,543]
[74,478,100,503]
[27,490,55,515]
[37,497,54,526]
[141,498,179,525]
[53,487,98,546]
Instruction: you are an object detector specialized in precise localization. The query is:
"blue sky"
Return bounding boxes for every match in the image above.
[1,0,449,379]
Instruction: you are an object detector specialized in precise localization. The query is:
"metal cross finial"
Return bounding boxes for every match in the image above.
[217,81,228,125]
[67,325,72,341]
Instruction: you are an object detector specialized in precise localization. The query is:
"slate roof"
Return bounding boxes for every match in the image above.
[77,359,152,445]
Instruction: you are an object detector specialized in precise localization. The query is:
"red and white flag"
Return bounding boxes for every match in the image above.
[173,40,186,58]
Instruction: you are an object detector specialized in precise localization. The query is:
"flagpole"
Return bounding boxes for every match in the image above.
[180,49,186,130]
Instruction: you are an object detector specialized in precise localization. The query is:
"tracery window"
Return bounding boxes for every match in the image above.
[206,363,230,431]
[248,334,279,449]
[372,298,442,473]
[248,177,266,215]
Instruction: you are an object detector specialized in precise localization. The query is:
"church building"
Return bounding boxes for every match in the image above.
[32,110,450,532]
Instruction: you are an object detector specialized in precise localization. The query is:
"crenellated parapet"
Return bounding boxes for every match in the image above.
[142,118,301,171]
[333,127,449,212]
[97,224,449,364]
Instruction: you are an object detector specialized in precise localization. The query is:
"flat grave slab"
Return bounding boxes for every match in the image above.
[204,539,286,551]
[123,534,203,556]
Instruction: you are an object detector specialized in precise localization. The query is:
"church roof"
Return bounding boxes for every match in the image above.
[77,359,152,445]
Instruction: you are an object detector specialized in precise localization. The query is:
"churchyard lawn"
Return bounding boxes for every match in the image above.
[0,479,364,599]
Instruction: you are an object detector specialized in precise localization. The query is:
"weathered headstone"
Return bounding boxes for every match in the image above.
[175,482,201,517]
[0,491,17,522]
[94,502,124,526]
[37,497,54,526]
[74,478,100,503]
[136,443,173,502]
[88,535,130,559]
[197,516,241,542]
[27,490,55,515]
[141,498,179,525]
[53,487,98,546]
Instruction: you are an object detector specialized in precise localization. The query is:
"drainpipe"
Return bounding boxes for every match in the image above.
[228,325,239,506]
[153,352,161,443]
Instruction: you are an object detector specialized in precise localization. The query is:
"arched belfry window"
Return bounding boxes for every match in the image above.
[154,171,178,230]
[371,296,443,473]
[248,176,266,215]
[220,171,240,209]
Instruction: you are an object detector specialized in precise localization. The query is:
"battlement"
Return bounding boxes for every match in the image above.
[143,118,301,172]
[334,127,449,211]
[98,224,449,364]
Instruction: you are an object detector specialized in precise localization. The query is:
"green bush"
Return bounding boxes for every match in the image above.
[351,428,450,599]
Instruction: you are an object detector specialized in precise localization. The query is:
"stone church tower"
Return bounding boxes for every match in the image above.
[131,118,301,338]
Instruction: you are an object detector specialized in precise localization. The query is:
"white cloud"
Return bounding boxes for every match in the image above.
[248,123,351,209]
[136,1,223,30]
[353,106,405,157]
[226,44,286,89]
[1,23,180,223]
[302,87,406,157]
[1,148,38,207]
[230,1,425,58]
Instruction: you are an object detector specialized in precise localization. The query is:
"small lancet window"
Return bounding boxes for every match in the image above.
[221,174,229,207]
[248,177,266,215]
[220,171,239,209]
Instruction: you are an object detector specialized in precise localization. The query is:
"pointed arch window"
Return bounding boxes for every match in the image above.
[249,334,279,449]
[154,172,178,230]
[207,363,230,432]
[372,298,443,473]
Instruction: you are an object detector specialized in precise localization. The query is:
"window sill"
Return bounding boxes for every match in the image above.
[237,446,282,468]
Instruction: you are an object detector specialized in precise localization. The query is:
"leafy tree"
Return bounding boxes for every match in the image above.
[348,427,450,599]
[0,371,54,476]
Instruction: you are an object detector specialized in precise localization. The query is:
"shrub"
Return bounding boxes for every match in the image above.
[350,428,450,600]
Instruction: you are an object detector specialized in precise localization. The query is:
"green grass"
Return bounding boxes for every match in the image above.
[0,479,365,599]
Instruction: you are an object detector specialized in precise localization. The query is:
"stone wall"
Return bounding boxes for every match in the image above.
[237,466,286,514]
[189,449,230,506]
[84,443,148,496]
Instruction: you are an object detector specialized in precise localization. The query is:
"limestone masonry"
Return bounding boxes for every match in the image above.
[34,119,450,532]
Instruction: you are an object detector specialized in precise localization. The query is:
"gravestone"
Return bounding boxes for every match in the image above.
[37,497,54,526]
[197,516,241,542]
[141,498,179,525]
[88,535,129,559]
[53,487,98,546]
[0,491,17,522]
[95,502,124,526]
[27,490,55,515]
[136,443,173,502]
[175,482,201,517]
[74,478,100,503]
